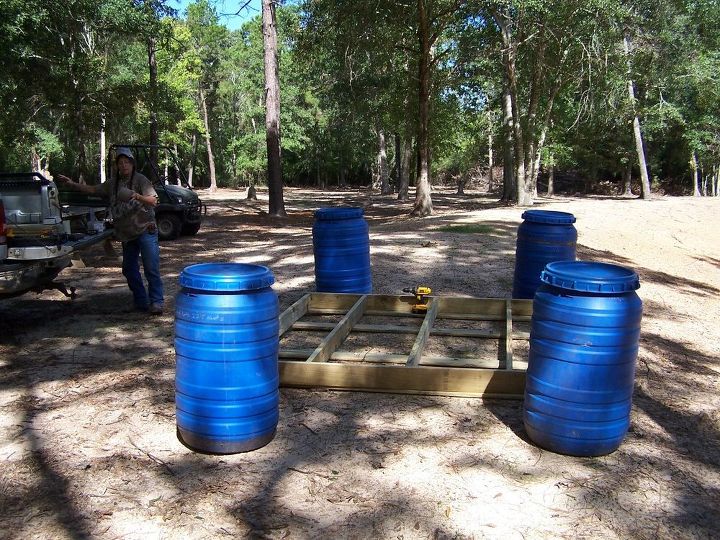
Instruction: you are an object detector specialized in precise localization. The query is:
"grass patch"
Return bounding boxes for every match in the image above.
[436,224,495,234]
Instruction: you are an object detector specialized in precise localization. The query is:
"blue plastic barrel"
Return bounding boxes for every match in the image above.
[523,261,643,456]
[512,210,577,299]
[313,207,372,293]
[175,263,279,454]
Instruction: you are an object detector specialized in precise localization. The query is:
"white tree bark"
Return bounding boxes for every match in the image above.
[691,151,701,196]
[624,34,652,199]
[378,129,390,195]
[100,114,106,183]
[199,86,217,192]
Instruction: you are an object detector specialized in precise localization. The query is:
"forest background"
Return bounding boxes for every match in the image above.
[2,0,720,213]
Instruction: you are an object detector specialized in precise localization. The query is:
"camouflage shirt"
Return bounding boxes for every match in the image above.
[99,172,157,242]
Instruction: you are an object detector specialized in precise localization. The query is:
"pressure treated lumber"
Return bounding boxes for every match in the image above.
[306,295,367,363]
[279,361,526,399]
[277,292,533,398]
[406,299,438,367]
[288,320,530,340]
[279,293,310,335]
[505,300,513,370]
[280,348,502,369]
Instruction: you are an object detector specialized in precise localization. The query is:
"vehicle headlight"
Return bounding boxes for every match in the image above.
[177,196,184,203]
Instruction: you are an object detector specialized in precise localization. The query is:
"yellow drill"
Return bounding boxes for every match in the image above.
[402,285,432,313]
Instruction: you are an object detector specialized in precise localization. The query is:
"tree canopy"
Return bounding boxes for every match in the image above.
[2,0,718,204]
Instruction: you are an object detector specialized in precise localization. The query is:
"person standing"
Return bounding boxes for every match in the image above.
[58,147,164,314]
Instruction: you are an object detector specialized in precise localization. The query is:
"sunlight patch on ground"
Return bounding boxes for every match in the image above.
[372,243,444,259]
[276,254,314,266]
[229,254,273,265]
[274,274,315,293]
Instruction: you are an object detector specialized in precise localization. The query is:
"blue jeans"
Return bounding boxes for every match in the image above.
[122,231,164,309]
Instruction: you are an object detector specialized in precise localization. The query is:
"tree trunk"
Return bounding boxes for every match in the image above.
[624,35,652,200]
[31,148,39,173]
[623,165,633,196]
[100,114,106,183]
[691,151,701,196]
[547,159,554,197]
[398,139,411,201]
[495,10,531,205]
[262,0,287,217]
[410,0,433,217]
[316,147,322,188]
[501,86,515,202]
[68,32,87,183]
[339,152,346,187]
[174,143,181,185]
[394,132,401,193]
[532,79,562,192]
[148,36,159,169]
[378,128,391,195]
[631,116,651,198]
[199,86,217,192]
[488,125,494,192]
[187,133,196,188]
[75,103,87,183]
[531,128,547,199]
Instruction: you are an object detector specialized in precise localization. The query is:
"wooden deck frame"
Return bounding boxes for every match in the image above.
[279,293,532,399]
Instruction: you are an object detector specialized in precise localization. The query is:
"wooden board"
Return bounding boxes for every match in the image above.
[279,362,526,399]
[279,292,532,399]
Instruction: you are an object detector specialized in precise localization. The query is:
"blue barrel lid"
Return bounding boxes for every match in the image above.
[179,263,275,291]
[540,261,640,293]
[315,207,364,220]
[522,210,576,224]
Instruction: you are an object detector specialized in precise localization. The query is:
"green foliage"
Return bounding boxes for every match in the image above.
[0,0,718,197]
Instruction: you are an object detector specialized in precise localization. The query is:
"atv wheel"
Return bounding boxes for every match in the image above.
[181,222,201,236]
[156,213,182,241]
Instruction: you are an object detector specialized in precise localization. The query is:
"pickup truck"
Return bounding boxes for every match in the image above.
[0,172,112,299]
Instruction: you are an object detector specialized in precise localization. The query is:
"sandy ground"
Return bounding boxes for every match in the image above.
[1,187,719,539]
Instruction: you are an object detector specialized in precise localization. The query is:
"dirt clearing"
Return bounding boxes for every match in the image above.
[1,188,718,539]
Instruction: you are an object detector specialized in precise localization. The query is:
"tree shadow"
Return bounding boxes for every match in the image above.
[2,188,718,538]
[578,245,720,297]
[693,255,720,269]
[5,395,94,540]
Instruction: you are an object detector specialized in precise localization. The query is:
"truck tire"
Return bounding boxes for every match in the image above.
[156,213,181,241]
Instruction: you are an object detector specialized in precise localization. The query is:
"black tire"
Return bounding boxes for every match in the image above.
[156,213,182,241]
[181,222,201,236]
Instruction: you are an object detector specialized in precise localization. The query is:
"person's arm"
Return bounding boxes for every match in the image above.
[130,191,158,207]
[56,174,101,194]
[133,176,159,207]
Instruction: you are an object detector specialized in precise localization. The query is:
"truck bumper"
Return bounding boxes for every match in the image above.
[0,257,71,298]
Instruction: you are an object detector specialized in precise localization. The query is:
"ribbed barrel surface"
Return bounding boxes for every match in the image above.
[313,207,372,293]
[512,210,577,299]
[175,263,279,454]
[523,261,643,456]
